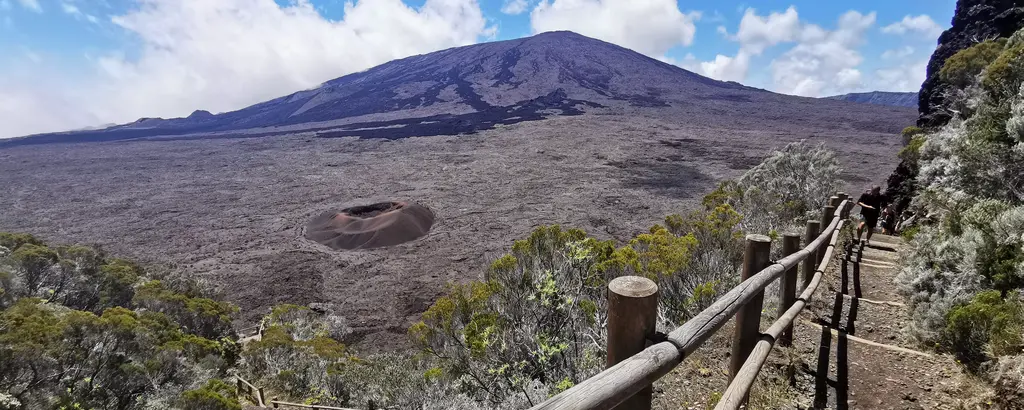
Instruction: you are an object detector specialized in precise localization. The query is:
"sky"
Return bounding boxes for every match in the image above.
[0,0,957,138]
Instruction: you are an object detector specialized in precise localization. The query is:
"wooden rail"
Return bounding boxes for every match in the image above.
[715,216,848,409]
[531,195,852,410]
[236,375,267,407]
[236,374,361,410]
[268,400,360,410]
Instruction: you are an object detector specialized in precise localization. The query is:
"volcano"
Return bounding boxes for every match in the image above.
[3,31,911,147]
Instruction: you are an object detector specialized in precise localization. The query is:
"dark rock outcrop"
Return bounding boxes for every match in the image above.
[918,0,1024,128]
[886,0,1024,219]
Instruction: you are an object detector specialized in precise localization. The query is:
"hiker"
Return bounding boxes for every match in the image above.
[856,186,885,244]
[880,205,897,235]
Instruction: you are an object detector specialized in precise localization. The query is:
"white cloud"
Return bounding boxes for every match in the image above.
[684,6,801,83]
[732,6,801,54]
[16,0,39,12]
[770,11,876,96]
[875,60,928,92]
[0,0,493,138]
[61,2,99,23]
[706,10,726,24]
[501,0,529,15]
[530,0,700,57]
[881,45,915,60]
[882,15,943,38]
[699,50,751,82]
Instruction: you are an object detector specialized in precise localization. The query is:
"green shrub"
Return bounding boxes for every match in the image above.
[241,305,353,406]
[134,280,236,339]
[944,291,1024,368]
[0,232,43,251]
[901,126,925,145]
[179,379,242,410]
[940,39,1007,88]
[410,225,610,405]
[982,41,1024,100]
[9,243,58,296]
[96,259,142,308]
[898,134,927,163]
[736,141,841,234]
[966,101,1013,145]
[900,225,920,241]
[0,234,238,409]
[976,237,1024,297]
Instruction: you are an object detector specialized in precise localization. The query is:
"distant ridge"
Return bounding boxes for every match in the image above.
[4,31,915,147]
[824,91,918,108]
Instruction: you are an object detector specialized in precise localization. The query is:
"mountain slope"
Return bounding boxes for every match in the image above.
[3,31,914,147]
[825,91,918,108]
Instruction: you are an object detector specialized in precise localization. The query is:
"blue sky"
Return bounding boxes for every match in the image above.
[0,0,956,137]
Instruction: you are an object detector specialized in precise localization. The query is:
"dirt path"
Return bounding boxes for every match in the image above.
[791,233,987,409]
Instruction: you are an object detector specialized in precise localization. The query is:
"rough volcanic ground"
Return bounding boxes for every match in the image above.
[0,113,908,350]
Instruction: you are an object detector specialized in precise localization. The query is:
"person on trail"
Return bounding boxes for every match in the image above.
[856,186,885,244]
[880,205,896,235]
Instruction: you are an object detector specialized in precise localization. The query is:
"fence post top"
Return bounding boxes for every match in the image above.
[807,220,821,227]
[745,234,771,243]
[608,276,658,297]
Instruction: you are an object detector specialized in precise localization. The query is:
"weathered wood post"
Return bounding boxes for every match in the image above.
[729,234,772,406]
[817,204,836,265]
[607,275,659,410]
[258,388,266,406]
[802,220,821,290]
[779,233,801,346]
[837,193,849,218]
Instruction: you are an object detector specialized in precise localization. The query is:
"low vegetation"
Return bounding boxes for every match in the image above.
[0,234,240,409]
[895,26,1024,406]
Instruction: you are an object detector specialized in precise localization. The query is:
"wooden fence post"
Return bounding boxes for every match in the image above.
[802,220,821,290]
[817,205,836,265]
[779,233,801,347]
[837,193,849,218]
[729,234,772,405]
[607,276,659,410]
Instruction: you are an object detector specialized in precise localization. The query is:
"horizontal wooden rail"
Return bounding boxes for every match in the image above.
[530,200,850,410]
[714,217,848,410]
[269,400,359,410]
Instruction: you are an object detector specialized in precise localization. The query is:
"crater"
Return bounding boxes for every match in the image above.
[305,201,435,250]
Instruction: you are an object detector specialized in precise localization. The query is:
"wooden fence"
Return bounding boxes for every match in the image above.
[235,375,360,410]
[530,193,853,410]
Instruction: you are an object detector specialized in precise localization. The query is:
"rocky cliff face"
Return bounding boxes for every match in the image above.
[918,0,1024,127]
[887,0,1024,217]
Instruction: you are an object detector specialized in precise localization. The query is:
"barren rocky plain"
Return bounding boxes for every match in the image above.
[0,108,912,350]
